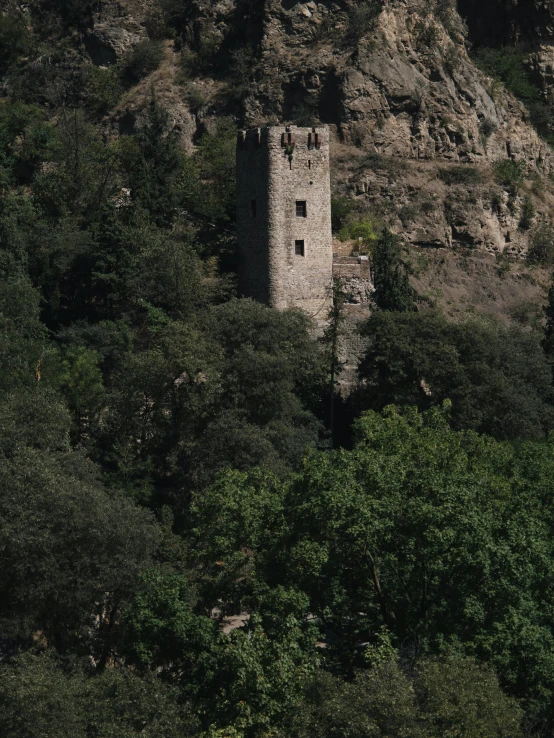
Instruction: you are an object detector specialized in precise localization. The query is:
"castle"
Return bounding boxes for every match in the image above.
[236,125,333,319]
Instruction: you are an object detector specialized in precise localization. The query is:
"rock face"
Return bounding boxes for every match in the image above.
[86,0,149,63]
[81,0,554,256]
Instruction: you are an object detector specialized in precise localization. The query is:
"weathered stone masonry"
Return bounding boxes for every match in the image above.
[236,125,333,319]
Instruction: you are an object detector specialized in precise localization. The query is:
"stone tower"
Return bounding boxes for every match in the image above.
[236,125,333,318]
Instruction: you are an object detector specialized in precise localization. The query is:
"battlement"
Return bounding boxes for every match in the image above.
[237,126,326,152]
[236,126,333,319]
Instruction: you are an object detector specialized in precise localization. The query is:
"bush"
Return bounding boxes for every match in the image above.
[519,194,535,231]
[439,165,482,185]
[292,98,319,127]
[398,204,420,226]
[362,151,403,178]
[493,159,524,190]
[82,66,121,116]
[473,46,554,144]
[181,33,220,76]
[347,1,382,42]
[121,40,164,83]
[331,196,354,232]
[527,223,554,264]
[337,217,379,249]
[0,12,31,73]
[480,117,496,138]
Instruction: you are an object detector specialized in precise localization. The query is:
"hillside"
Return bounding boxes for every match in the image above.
[18,0,554,318]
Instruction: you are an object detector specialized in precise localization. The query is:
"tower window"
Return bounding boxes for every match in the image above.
[251,199,257,217]
[296,200,307,217]
[295,240,305,256]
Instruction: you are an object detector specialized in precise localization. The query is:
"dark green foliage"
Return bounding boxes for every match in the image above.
[121,40,164,84]
[195,406,554,726]
[480,117,497,137]
[0,267,48,392]
[331,195,354,232]
[528,223,554,264]
[519,193,535,230]
[3,9,554,737]
[33,109,120,220]
[543,272,554,360]
[348,1,383,42]
[82,66,122,116]
[371,228,417,311]
[0,652,199,738]
[438,165,482,185]
[493,158,524,190]
[181,32,221,76]
[124,570,218,675]
[96,299,326,496]
[0,389,159,651]
[226,46,257,102]
[358,311,554,439]
[473,46,554,144]
[293,658,522,738]
[123,95,183,226]
[0,11,32,74]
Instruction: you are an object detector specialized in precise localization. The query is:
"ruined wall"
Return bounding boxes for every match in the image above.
[236,125,333,320]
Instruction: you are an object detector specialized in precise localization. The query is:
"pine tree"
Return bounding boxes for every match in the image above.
[543,272,554,358]
[128,94,182,226]
[371,228,416,312]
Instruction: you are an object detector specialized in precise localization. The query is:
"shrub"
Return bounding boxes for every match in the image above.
[181,33,220,76]
[493,159,524,190]
[121,40,164,84]
[399,204,420,226]
[362,151,403,178]
[0,12,31,72]
[414,18,441,50]
[439,166,482,185]
[184,87,205,113]
[82,66,122,116]
[347,1,382,42]
[474,47,538,104]
[338,218,379,249]
[519,194,535,231]
[490,190,503,213]
[331,196,354,232]
[480,117,496,138]
[473,46,554,144]
[527,223,554,265]
[292,99,319,127]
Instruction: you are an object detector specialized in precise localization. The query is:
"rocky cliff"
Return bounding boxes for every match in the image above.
[5,0,554,318]
[85,0,554,258]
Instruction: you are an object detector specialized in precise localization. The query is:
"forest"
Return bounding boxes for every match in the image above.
[4,0,554,736]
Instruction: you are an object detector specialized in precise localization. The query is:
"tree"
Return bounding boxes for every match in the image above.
[125,95,183,226]
[0,651,198,738]
[0,389,160,654]
[543,272,554,360]
[192,405,554,726]
[371,228,416,312]
[0,264,48,393]
[292,657,522,738]
[358,311,554,440]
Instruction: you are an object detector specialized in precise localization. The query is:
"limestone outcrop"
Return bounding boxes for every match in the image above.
[53,0,554,255]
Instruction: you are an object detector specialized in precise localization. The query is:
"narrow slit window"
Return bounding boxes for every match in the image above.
[296,200,307,217]
[251,199,257,217]
[295,239,305,256]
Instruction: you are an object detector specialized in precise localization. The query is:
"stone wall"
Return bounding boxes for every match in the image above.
[236,125,333,321]
[333,256,373,305]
